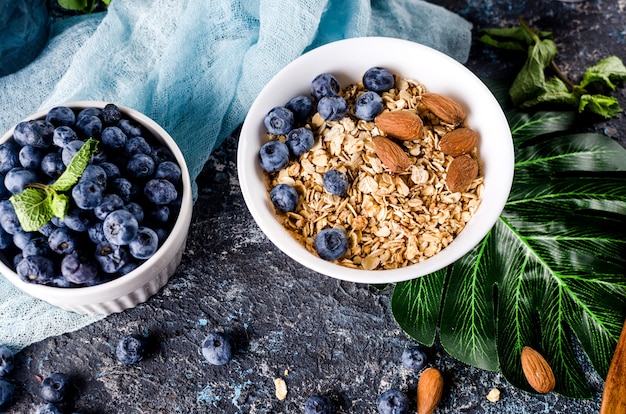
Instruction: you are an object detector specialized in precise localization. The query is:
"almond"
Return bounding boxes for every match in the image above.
[446,155,478,193]
[417,367,444,414]
[439,127,478,156]
[420,93,466,125]
[372,136,411,172]
[521,346,556,394]
[374,110,424,141]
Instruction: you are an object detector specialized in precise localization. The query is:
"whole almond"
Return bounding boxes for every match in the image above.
[439,127,478,156]
[521,346,556,394]
[446,155,478,193]
[374,110,424,141]
[420,93,466,125]
[372,136,411,172]
[417,367,444,414]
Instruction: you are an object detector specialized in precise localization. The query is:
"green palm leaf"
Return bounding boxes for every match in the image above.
[391,98,626,398]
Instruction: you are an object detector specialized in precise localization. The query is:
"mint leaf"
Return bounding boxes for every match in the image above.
[518,76,579,109]
[479,27,552,51]
[53,138,99,192]
[51,193,70,219]
[579,56,626,90]
[9,188,55,232]
[578,94,624,119]
[509,39,558,106]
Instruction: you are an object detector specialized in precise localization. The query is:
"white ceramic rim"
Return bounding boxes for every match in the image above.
[0,101,193,308]
[238,37,515,284]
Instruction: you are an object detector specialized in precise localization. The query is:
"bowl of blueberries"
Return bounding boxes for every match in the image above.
[0,101,192,314]
[238,37,514,284]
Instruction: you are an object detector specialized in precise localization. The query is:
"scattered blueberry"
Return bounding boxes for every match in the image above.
[0,379,14,411]
[45,106,75,127]
[103,209,138,245]
[40,372,71,403]
[376,389,410,414]
[304,395,333,414]
[0,346,14,377]
[129,227,159,259]
[355,91,384,121]
[202,332,234,365]
[285,127,315,157]
[323,169,349,196]
[269,184,299,213]
[144,179,178,205]
[264,106,294,135]
[311,73,340,101]
[116,334,148,365]
[259,140,290,173]
[401,346,428,371]
[363,67,395,92]
[315,228,348,261]
[317,96,348,121]
[285,95,315,123]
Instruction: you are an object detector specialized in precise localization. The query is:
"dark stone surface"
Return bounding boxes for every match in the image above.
[5,1,625,413]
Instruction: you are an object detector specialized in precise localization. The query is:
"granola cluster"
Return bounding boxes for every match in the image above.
[263,76,483,270]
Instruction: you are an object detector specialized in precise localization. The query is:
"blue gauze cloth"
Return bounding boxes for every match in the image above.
[0,0,472,350]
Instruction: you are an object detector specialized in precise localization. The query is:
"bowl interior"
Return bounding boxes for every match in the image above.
[0,101,193,307]
[238,37,514,284]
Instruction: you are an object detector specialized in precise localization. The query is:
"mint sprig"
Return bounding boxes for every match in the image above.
[9,138,99,232]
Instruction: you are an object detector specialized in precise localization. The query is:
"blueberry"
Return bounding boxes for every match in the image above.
[61,139,85,166]
[124,202,144,223]
[36,403,63,414]
[126,136,151,157]
[0,143,19,174]
[116,334,148,365]
[16,255,55,284]
[80,164,108,189]
[0,379,14,411]
[146,205,169,224]
[117,118,143,137]
[94,241,129,273]
[355,91,384,121]
[0,346,14,377]
[12,230,34,249]
[48,228,77,255]
[127,153,155,180]
[40,372,71,403]
[98,161,121,184]
[269,184,299,213]
[4,167,38,194]
[0,227,13,249]
[61,251,98,284]
[95,194,124,220]
[19,145,43,169]
[304,395,334,414]
[311,73,340,101]
[63,207,93,232]
[111,178,137,203]
[119,261,139,275]
[323,169,349,196]
[263,106,294,135]
[401,346,427,371]
[155,161,182,183]
[77,107,101,120]
[76,114,102,138]
[129,226,159,259]
[41,152,66,178]
[0,200,20,235]
[285,95,315,122]
[101,103,122,125]
[259,140,289,173]
[317,96,348,121]
[22,237,51,257]
[315,228,348,261]
[46,106,76,127]
[202,332,233,365]
[52,126,78,148]
[144,179,178,205]
[38,221,58,237]
[151,145,175,164]
[363,67,395,92]
[72,180,104,210]
[376,389,410,414]
[285,127,315,157]
[103,209,138,245]
[101,126,127,150]
[88,221,106,244]
[13,119,54,148]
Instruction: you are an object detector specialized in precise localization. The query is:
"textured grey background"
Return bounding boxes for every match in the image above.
[6,0,626,412]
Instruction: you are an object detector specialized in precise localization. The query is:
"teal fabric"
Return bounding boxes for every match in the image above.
[0,0,472,350]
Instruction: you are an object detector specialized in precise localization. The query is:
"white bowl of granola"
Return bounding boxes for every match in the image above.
[238,37,514,284]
